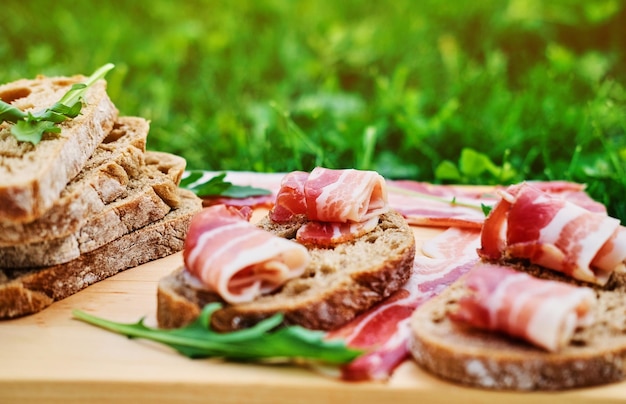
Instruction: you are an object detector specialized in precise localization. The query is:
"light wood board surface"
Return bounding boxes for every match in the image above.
[1,219,625,404]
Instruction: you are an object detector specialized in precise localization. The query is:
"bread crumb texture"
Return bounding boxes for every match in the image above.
[409,267,626,390]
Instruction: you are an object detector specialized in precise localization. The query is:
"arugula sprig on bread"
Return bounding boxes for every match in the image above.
[0,63,114,144]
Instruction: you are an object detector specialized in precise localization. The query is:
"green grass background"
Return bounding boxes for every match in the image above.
[2,0,625,221]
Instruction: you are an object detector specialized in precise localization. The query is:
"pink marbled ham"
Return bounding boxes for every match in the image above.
[479,182,626,285]
[450,262,596,352]
[269,167,390,246]
[183,205,310,304]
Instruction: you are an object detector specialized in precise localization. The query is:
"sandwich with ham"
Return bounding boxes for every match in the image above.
[157,166,416,332]
[409,182,626,390]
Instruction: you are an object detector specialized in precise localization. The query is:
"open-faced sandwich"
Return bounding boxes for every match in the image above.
[409,182,626,390]
[157,166,417,332]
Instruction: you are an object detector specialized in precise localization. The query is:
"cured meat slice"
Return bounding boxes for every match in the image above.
[270,167,389,224]
[183,205,310,304]
[268,171,308,222]
[479,182,626,285]
[304,167,388,223]
[387,181,497,229]
[326,227,481,381]
[449,262,597,352]
[295,216,380,247]
[269,167,390,245]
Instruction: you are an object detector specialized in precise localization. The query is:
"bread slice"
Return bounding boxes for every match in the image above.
[0,117,148,246]
[0,189,203,319]
[408,265,626,390]
[157,210,416,332]
[0,74,118,224]
[0,151,187,268]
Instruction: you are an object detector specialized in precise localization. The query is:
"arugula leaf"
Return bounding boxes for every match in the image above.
[181,171,272,198]
[481,203,493,216]
[0,100,28,122]
[72,303,362,365]
[1,63,114,144]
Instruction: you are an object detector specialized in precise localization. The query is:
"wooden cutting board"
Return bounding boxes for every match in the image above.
[1,217,624,403]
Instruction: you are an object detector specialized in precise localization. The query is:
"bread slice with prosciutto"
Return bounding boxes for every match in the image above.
[157,167,416,332]
[409,182,626,390]
[409,261,626,390]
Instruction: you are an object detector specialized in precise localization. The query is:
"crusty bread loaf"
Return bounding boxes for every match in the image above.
[0,151,186,268]
[0,189,203,319]
[0,117,148,246]
[408,265,626,390]
[0,74,118,224]
[157,210,416,332]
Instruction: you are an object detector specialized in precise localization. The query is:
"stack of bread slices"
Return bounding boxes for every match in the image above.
[0,72,202,318]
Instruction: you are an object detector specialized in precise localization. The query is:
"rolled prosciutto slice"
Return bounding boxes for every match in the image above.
[479,182,626,285]
[303,167,388,223]
[183,205,310,304]
[450,262,596,352]
[269,167,389,245]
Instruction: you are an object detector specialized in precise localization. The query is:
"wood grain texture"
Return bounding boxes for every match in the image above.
[0,220,624,403]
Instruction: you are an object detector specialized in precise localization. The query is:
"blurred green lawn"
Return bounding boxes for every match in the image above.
[2,0,625,220]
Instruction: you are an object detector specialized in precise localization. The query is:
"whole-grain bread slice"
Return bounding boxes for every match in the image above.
[0,189,202,319]
[0,117,148,246]
[156,210,416,332]
[408,265,626,391]
[0,151,186,268]
[0,74,118,223]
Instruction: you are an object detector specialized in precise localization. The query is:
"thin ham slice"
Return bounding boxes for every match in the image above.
[270,167,389,223]
[268,171,308,222]
[450,262,596,352]
[269,167,389,246]
[304,167,388,223]
[387,181,497,229]
[326,227,481,381]
[295,216,380,247]
[183,205,310,304]
[479,182,626,285]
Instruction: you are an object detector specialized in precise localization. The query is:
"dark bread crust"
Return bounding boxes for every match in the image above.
[157,210,416,332]
[0,189,202,319]
[409,265,626,390]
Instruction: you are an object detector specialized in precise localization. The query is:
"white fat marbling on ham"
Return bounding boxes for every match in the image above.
[183,205,310,304]
[450,263,596,352]
[593,227,626,273]
[479,182,625,285]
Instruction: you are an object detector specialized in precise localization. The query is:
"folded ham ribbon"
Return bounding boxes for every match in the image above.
[479,182,626,285]
[269,167,389,246]
[327,227,482,381]
[450,262,597,352]
[183,205,310,304]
